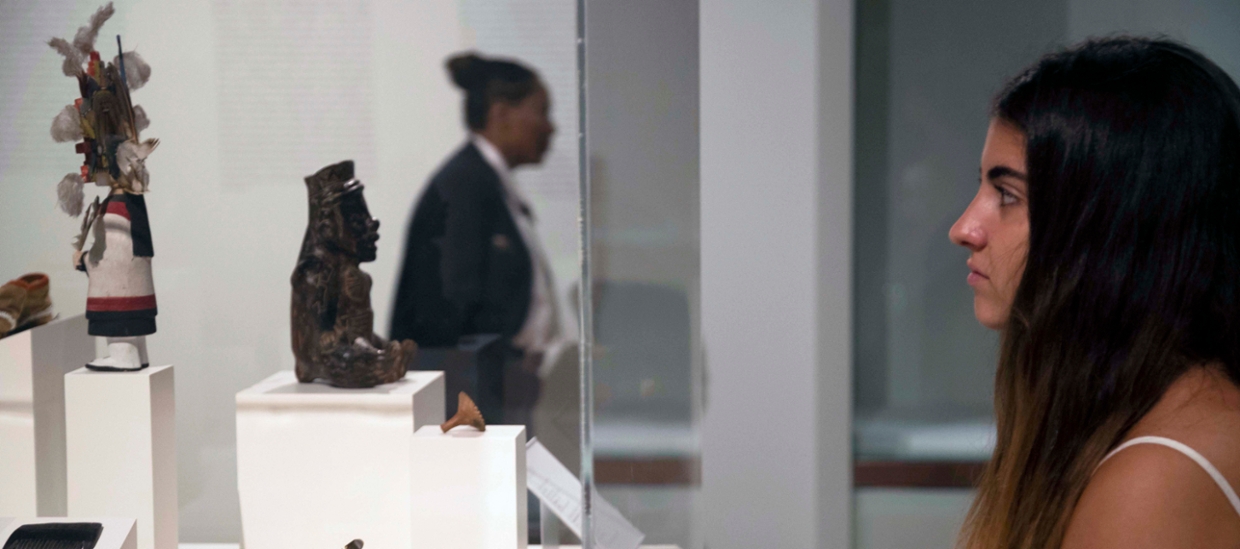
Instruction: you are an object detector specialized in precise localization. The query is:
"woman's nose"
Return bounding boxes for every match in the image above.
[950,205,985,251]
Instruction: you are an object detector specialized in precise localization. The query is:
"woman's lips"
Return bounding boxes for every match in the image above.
[967,260,988,286]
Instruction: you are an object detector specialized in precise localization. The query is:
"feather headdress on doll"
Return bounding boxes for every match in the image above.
[48,2,157,219]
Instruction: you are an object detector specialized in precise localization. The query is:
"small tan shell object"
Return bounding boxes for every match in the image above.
[440,391,486,433]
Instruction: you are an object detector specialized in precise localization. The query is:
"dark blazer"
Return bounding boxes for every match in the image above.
[390,143,533,347]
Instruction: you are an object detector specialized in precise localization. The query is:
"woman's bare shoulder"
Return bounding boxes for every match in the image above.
[1063,439,1240,548]
[1063,367,1240,549]
[1137,367,1240,486]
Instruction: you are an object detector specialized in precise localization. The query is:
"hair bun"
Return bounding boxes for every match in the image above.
[447,53,488,90]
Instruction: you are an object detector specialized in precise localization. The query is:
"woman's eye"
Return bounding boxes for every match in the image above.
[997,186,1017,206]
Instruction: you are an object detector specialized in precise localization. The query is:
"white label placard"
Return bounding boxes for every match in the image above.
[526,438,645,549]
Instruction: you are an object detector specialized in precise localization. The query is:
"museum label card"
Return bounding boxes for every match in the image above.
[526,438,645,549]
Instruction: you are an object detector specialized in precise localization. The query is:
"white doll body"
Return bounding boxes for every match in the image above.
[78,188,156,370]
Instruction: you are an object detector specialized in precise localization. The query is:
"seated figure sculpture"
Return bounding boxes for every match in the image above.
[291,160,416,388]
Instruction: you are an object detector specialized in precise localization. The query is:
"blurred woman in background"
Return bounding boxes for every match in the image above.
[391,52,559,427]
[950,37,1240,549]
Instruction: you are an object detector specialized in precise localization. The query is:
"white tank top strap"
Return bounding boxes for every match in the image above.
[1099,435,1240,517]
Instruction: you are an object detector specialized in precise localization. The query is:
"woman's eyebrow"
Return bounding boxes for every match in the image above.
[986,165,1027,181]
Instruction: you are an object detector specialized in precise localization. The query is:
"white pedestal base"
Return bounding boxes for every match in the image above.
[0,517,137,549]
[410,424,528,549]
[64,365,177,549]
[236,370,445,549]
[0,316,94,517]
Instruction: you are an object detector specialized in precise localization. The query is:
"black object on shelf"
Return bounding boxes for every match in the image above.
[3,523,104,549]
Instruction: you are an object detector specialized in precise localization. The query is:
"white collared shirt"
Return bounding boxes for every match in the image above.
[470,134,562,359]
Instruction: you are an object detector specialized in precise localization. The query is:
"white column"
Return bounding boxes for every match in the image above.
[0,315,94,517]
[700,0,854,547]
[236,370,445,549]
[410,424,527,549]
[65,365,177,549]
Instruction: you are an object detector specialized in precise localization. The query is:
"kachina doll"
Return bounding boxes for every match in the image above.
[49,3,159,371]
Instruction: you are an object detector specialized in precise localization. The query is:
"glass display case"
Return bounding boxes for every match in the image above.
[578,1,702,547]
[2,1,707,547]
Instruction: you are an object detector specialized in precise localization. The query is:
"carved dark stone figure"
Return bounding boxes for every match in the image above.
[291,160,416,388]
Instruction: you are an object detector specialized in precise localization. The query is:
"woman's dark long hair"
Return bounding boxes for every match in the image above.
[961,37,1240,549]
[446,52,540,131]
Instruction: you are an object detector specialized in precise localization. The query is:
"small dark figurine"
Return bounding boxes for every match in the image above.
[291,160,417,388]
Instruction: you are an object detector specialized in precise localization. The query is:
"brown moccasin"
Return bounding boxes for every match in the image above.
[0,279,26,338]
[0,274,54,339]
[14,274,53,331]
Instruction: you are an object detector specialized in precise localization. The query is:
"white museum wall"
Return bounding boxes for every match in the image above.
[700,0,853,548]
[0,0,578,542]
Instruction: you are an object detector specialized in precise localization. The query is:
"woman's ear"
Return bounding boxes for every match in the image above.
[487,100,512,132]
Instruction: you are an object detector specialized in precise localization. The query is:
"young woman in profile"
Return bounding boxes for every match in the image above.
[950,38,1240,549]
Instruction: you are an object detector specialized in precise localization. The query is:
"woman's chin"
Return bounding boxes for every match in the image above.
[974,299,1007,331]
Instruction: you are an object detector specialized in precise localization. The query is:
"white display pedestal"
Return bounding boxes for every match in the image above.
[0,316,94,517]
[0,517,137,549]
[410,425,527,549]
[236,370,445,549]
[64,365,177,549]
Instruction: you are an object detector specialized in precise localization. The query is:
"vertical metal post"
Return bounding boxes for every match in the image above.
[575,0,595,548]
